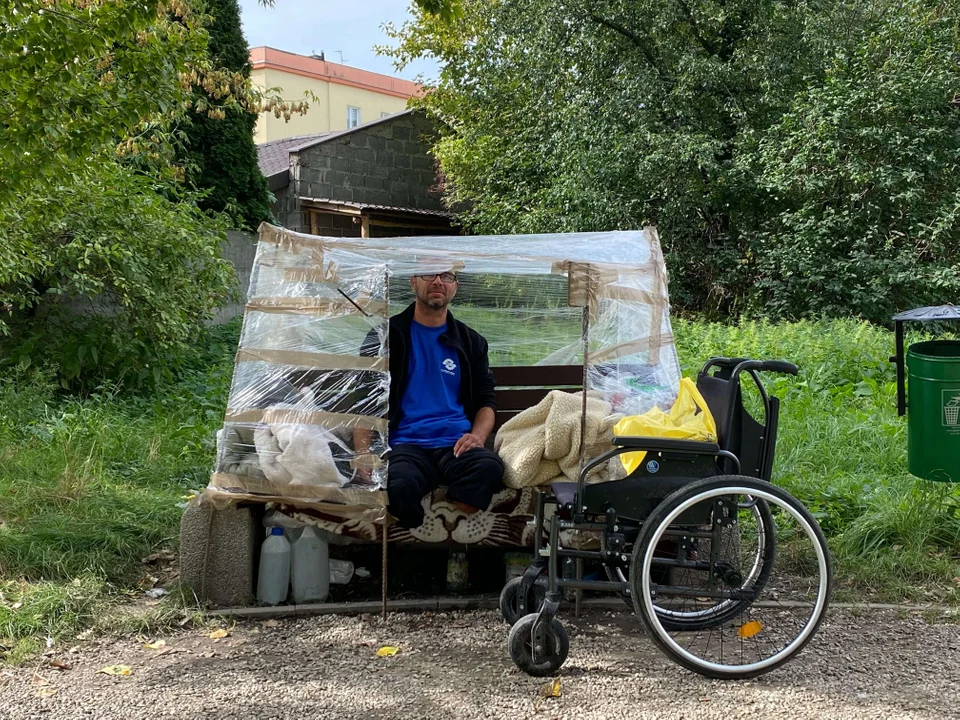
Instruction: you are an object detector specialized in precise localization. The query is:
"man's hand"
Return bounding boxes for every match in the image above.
[355,466,372,483]
[453,432,485,457]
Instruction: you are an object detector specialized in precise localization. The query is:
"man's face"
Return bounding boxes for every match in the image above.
[411,271,458,310]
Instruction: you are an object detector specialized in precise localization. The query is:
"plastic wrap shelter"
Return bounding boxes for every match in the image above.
[204,222,682,525]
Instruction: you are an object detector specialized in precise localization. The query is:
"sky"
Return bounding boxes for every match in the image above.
[238,0,440,82]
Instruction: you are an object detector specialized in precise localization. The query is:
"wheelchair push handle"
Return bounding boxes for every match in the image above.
[760,360,799,375]
[701,356,799,377]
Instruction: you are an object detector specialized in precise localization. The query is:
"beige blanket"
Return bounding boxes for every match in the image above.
[494,390,621,488]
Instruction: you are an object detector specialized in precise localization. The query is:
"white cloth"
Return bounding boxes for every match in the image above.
[254,389,355,487]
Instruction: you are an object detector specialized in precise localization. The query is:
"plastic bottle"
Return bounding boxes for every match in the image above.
[290,525,329,603]
[257,527,290,606]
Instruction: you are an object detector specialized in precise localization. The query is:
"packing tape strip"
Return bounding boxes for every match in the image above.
[235,348,387,371]
[224,408,389,432]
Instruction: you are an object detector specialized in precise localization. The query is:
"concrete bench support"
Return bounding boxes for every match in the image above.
[180,503,259,607]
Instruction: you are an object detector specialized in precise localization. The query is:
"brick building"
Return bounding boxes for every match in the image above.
[256,110,456,238]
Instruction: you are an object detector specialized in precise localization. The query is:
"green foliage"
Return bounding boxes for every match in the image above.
[180,0,273,228]
[0,1,204,198]
[385,0,960,321]
[0,162,236,388]
[752,2,960,320]
[0,321,237,659]
[0,2,300,386]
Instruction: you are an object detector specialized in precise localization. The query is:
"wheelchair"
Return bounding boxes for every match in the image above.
[500,357,832,680]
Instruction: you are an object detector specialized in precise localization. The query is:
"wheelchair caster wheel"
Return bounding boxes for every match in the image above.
[508,613,569,677]
[499,576,547,625]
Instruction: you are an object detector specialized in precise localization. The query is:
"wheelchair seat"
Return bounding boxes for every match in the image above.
[550,481,577,508]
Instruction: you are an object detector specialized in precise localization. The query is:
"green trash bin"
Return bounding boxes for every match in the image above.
[893,306,960,482]
[906,340,960,482]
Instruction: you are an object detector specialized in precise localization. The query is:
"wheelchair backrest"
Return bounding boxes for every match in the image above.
[696,369,779,480]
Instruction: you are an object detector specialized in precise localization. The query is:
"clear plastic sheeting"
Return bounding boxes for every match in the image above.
[204,223,681,516]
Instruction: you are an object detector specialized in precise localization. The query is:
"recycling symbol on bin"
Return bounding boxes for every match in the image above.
[945,393,960,427]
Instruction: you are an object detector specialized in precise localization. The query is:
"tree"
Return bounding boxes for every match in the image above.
[180,0,273,228]
[751,1,960,320]
[385,0,960,322]
[3,161,235,386]
[0,1,302,385]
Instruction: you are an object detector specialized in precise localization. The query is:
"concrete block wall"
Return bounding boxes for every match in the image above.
[279,112,444,230]
[212,230,257,324]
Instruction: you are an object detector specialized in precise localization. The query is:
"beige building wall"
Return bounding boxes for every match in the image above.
[250,48,417,144]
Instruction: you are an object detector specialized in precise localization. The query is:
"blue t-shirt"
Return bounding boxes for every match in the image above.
[392,320,472,448]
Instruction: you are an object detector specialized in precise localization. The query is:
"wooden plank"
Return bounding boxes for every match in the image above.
[491,365,583,387]
[494,410,522,430]
[496,387,575,410]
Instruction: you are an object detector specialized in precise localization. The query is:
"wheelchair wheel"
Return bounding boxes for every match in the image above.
[499,576,547,625]
[632,476,831,680]
[508,613,569,677]
[607,502,775,629]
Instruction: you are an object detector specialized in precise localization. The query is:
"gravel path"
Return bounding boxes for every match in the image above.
[2,608,959,719]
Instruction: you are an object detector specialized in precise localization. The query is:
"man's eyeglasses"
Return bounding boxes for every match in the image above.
[416,272,458,283]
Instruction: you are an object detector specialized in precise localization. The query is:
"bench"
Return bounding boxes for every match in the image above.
[278,365,584,547]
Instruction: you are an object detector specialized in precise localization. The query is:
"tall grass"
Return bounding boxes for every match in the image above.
[0,320,238,660]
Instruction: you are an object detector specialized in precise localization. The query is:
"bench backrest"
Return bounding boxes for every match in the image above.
[491,365,583,431]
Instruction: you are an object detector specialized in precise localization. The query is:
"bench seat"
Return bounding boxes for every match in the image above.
[276,364,583,547]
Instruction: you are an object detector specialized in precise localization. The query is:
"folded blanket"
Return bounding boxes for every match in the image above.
[494,390,621,488]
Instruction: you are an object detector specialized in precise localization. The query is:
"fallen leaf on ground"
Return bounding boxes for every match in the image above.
[375,646,399,657]
[36,687,58,698]
[144,640,166,650]
[97,665,132,676]
[208,629,229,640]
[138,576,159,591]
[540,678,562,698]
[534,677,562,710]
[47,658,71,671]
[737,621,763,639]
[31,672,49,687]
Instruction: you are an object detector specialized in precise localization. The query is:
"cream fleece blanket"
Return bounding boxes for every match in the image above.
[494,390,622,488]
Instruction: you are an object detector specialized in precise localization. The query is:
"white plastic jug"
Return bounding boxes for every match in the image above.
[257,527,291,606]
[290,525,329,603]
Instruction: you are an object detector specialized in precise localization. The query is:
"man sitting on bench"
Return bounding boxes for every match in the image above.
[355,269,504,529]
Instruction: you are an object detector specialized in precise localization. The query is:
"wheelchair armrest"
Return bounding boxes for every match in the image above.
[611,436,721,455]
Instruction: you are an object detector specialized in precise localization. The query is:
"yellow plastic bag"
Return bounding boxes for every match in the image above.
[614,378,717,474]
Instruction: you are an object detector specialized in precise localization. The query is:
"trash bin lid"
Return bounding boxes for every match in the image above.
[893,305,960,322]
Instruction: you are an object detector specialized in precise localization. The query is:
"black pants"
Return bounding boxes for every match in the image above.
[387,444,504,529]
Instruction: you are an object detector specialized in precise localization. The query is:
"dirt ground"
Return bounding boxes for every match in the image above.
[2,607,959,720]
